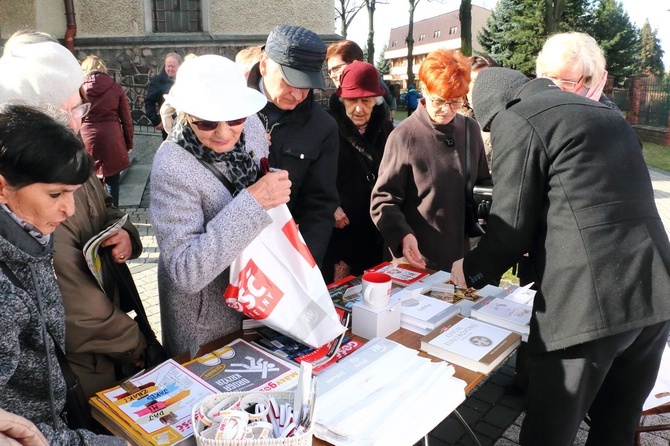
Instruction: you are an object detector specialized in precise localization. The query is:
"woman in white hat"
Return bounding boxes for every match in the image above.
[150,55,291,357]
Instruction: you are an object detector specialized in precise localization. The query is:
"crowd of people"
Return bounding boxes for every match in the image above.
[0,22,667,446]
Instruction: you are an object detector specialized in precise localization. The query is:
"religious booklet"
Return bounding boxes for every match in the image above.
[83,214,128,290]
[181,338,300,392]
[90,358,217,446]
[469,295,532,341]
[420,315,521,374]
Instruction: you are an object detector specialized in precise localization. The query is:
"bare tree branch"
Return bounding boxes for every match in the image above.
[335,0,366,38]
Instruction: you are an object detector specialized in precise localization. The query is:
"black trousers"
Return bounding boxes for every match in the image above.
[520,321,670,446]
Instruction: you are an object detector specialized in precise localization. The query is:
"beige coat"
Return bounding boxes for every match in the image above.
[53,174,145,397]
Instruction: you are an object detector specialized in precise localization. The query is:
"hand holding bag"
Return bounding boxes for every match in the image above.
[224,204,346,348]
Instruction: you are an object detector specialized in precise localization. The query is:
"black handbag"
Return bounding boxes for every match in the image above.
[101,249,168,379]
[464,118,487,237]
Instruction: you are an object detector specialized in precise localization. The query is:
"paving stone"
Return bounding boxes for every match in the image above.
[471,382,506,406]
[482,404,520,429]
[473,420,504,441]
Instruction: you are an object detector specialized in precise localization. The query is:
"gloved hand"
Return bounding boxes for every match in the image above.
[477,200,491,224]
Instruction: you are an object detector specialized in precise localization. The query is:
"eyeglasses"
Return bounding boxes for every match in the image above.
[68,103,90,120]
[187,115,247,131]
[549,76,583,92]
[426,96,464,111]
[327,63,348,77]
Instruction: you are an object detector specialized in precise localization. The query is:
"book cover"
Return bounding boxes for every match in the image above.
[420,315,521,374]
[83,214,128,290]
[469,296,532,341]
[95,359,217,445]
[366,262,430,286]
[182,338,299,392]
[327,275,363,311]
[398,290,461,332]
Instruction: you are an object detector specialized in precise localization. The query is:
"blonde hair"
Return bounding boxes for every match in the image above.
[81,55,108,74]
[235,45,263,73]
[536,32,606,88]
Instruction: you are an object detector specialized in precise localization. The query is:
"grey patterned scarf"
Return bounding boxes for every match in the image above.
[1,204,51,246]
[169,116,258,193]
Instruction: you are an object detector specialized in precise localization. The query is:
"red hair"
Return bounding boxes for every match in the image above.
[418,49,471,99]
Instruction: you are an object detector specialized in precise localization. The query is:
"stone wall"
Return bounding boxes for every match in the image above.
[75,36,338,129]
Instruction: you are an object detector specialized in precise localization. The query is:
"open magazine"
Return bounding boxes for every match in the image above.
[83,214,128,290]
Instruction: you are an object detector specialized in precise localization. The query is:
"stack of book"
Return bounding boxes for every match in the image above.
[396,288,461,335]
[420,315,521,374]
[469,293,532,341]
[89,359,217,445]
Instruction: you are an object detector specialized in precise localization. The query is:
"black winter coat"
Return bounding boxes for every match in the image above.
[464,78,670,353]
[324,94,394,277]
[248,65,339,267]
[144,70,174,127]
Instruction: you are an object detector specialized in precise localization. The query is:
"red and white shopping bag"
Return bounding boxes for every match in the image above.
[224,204,345,348]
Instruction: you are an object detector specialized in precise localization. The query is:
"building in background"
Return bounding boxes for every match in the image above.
[0,0,337,129]
[384,5,491,90]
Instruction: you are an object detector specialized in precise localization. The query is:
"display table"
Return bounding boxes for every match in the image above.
[93,328,498,445]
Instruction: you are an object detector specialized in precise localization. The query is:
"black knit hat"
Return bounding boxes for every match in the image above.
[472,67,530,131]
[264,24,327,90]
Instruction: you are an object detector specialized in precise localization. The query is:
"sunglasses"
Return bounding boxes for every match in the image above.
[187,115,247,131]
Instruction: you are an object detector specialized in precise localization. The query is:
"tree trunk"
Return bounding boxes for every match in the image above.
[459,0,472,56]
[367,0,376,63]
[406,0,418,87]
[544,0,566,35]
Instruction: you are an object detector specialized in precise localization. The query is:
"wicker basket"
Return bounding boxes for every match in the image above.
[191,391,312,446]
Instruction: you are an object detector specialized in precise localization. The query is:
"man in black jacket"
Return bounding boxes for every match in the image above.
[145,53,181,139]
[451,68,670,445]
[248,25,339,268]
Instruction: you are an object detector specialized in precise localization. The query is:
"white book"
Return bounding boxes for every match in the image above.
[420,315,521,374]
[470,296,532,341]
[399,292,461,332]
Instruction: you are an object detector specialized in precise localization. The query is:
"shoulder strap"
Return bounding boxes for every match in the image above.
[464,118,476,205]
[195,157,238,197]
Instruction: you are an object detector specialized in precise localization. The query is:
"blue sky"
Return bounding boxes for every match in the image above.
[345,0,670,70]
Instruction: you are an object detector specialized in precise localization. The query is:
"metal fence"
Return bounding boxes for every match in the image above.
[637,75,670,128]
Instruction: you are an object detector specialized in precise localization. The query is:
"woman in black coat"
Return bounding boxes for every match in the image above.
[323,61,394,283]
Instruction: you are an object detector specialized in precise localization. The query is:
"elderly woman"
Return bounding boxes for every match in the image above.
[80,55,134,207]
[326,40,395,120]
[150,55,291,357]
[0,32,146,399]
[0,104,126,445]
[322,61,394,283]
[536,32,615,108]
[371,49,490,272]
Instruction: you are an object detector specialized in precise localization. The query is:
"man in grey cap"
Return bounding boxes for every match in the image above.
[450,67,670,445]
[247,24,339,269]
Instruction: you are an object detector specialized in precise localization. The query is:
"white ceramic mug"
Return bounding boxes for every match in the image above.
[361,272,392,308]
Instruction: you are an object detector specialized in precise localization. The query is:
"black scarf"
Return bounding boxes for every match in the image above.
[169,116,258,192]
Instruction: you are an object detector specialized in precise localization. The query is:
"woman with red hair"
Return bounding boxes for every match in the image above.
[371,49,490,271]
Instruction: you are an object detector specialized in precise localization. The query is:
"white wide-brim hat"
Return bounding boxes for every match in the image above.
[0,41,84,107]
[165,54,267,122]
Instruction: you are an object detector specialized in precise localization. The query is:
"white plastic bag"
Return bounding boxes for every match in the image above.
[224,204,345,348]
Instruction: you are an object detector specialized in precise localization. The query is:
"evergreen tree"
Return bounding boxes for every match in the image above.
[634,20,665,76]
[477,0,545,75]
[376,44,391,74]
[590,0,637,78]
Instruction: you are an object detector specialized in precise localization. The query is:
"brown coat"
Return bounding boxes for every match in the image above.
[53,174,145,397]
[81,73,133,178]
[371,103,490,271]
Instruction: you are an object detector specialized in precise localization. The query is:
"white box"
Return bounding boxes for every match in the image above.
[352,297,401,340]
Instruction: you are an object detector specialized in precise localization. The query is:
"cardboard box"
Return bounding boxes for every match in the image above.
[352,297,401,339]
